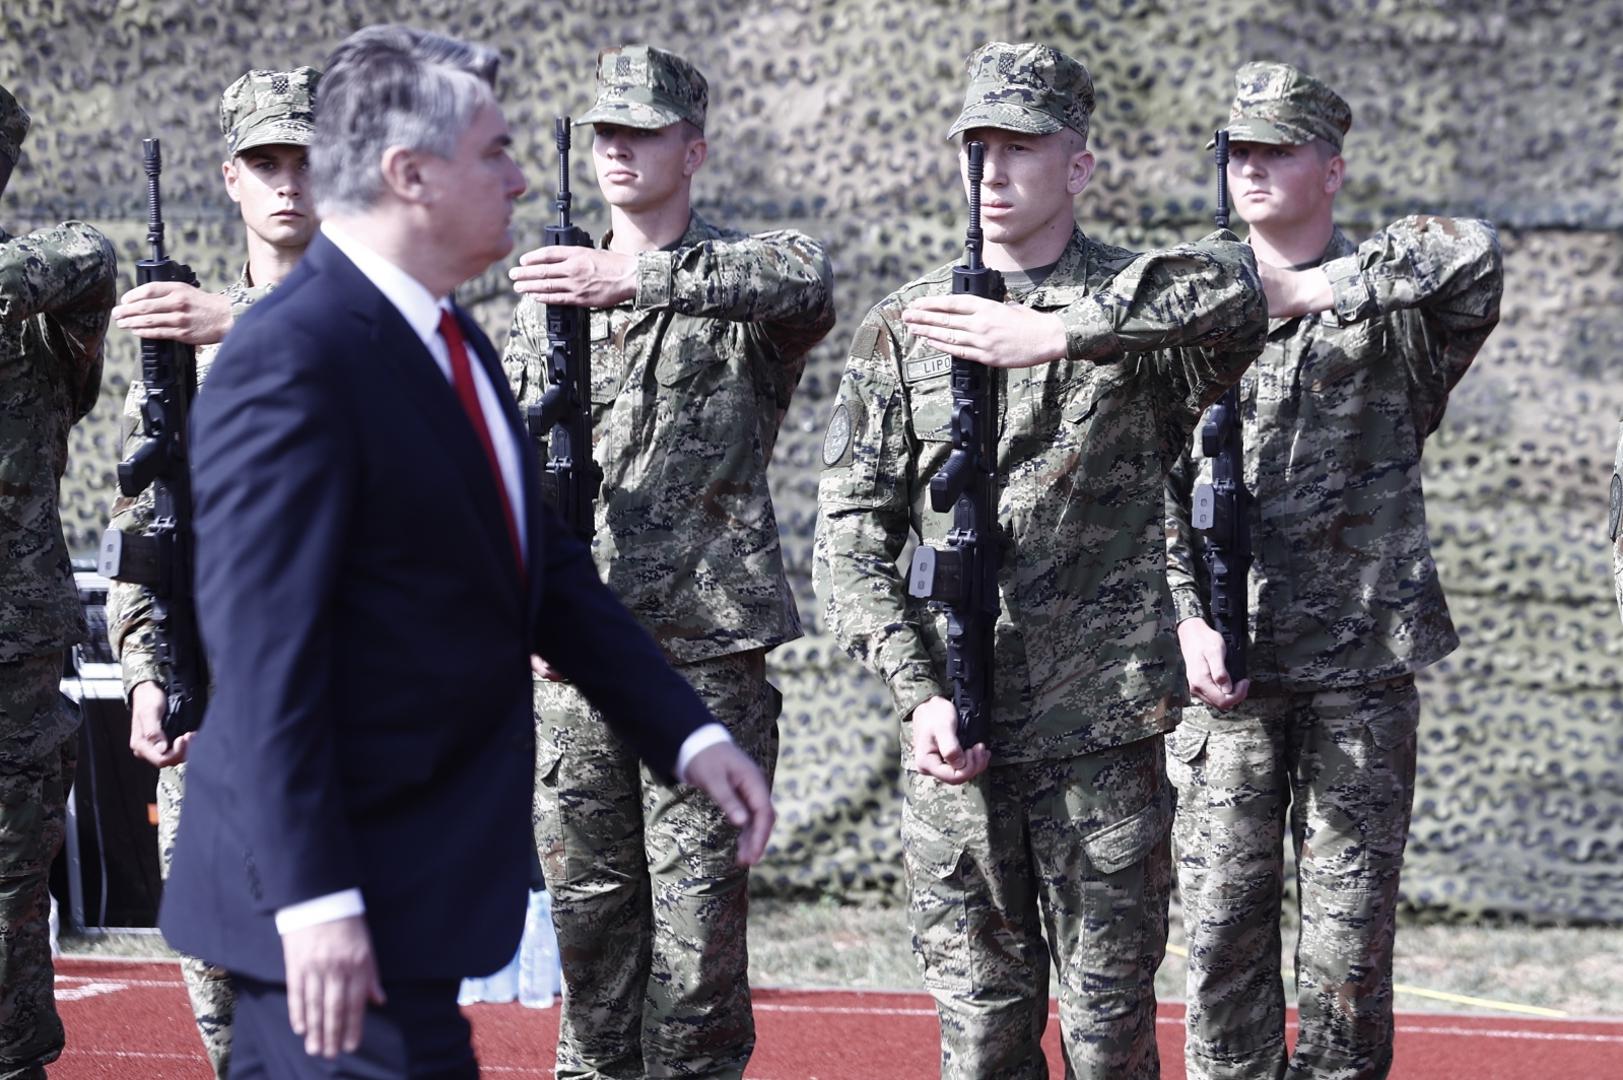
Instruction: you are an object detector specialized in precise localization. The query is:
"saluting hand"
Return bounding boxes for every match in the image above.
[901,294,1068,369]
[113,281,233,345]
[683,742,776,866]
[911,695,990,784]
[509,246,636,308]
[1177,617,1250,710]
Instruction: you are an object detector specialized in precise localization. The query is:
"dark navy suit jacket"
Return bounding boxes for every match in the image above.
[160,233,709,983]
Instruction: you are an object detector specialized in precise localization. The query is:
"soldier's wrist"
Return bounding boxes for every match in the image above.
[1058,298,1120,362]
[889,666,947,723]
[1324,254,1375,323]
[634,250,675,310]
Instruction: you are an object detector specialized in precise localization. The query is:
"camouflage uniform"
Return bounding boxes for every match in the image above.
[503,46,834,1080]
[813,43,1267,1080]
[102,67,319,1080]
[0,81,116,1080]
[1611,428,1623,626]
[1164,63,1504,1080]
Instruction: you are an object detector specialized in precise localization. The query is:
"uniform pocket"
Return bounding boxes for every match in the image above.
[1166,724,1209,764]
[1079,795,1171,876]
[901,799,972,993]
[1164,723,1208,798]
[1364,680,1420,751]
[0,412,37,501]
[654,322,731,387]
[903,367,954,443]
[1307,319,1385,391]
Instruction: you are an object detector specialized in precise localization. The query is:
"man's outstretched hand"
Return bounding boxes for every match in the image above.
[901,294,1068,368]
[684,742,775,866]
[509,245,637,308]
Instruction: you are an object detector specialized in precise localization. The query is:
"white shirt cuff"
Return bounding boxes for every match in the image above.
[274,889,366,935]
[675,723,733,783]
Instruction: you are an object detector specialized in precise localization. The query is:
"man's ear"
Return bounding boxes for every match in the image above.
[684,136,708,177]
[1324,153,1345,196]
[1068,149,1096,197]
[221,158,244,205]
[379,145,431,204]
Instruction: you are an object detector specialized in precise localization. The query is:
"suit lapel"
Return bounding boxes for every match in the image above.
[310,237,519,587]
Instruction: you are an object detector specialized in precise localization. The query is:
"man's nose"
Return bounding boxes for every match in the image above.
[980,151,1005,185]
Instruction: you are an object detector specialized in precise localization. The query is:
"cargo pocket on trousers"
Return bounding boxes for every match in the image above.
[1164,724,1209,796]
[1073,795,1172,1002]
[1080,796,1170,877]
[902,805,973,994]
[1365,682,1420,751]
[532,738,565,886]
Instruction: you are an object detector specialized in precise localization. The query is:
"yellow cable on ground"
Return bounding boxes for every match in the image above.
[1161,943,1569,1018]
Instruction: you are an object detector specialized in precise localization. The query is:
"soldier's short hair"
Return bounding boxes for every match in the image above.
[311,25,500,216]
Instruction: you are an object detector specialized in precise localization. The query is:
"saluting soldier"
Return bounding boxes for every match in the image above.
[1164,62,1503,1080]
[0,81,118,1080]
[814,42,1266,1080]
[105,65,322,1080]
[503,45,833,1080]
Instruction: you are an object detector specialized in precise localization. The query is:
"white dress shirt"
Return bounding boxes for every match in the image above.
[275,225,729,936]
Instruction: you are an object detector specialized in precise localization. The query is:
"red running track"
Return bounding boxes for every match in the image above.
[52,958,1623,1078]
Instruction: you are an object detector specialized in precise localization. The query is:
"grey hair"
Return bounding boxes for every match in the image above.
[311,25,500,215]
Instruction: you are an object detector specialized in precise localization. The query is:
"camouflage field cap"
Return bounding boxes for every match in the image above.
[946,42,1094,143]
[1215,61,1352,150]
[219,67,321,157]
[0,82,31,166]
[576,45,708,131]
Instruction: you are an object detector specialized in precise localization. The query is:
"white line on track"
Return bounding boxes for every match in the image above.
[756,1001,1623,1045]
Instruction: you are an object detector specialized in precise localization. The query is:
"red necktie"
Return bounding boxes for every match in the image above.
[438,308,524,573]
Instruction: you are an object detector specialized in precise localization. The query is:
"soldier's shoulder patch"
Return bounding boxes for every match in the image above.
[823,403,853,467]
[850,321,881,360]
[903,352,951,384]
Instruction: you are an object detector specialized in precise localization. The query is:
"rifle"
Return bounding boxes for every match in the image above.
[97,138,209,742]
[525,117,600,540]
[905,140,1004,750]
[1190,130,1251,681]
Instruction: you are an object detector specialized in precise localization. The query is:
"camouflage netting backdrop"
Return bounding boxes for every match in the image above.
[5,0,1620,922]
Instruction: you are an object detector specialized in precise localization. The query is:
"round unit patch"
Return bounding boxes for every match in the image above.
[823,403,852,466]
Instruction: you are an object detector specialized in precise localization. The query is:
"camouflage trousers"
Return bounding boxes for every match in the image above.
[534,649,780,1080]
[1167,677,1420,1080]
[156,762,235,1079]
[902,736,1172,1080]
[0,653,77,1080]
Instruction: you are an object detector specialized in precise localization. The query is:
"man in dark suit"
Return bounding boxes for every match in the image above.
[158,25,774,1078]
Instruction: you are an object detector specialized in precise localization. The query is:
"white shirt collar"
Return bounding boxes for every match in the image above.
[321,221,449,349]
